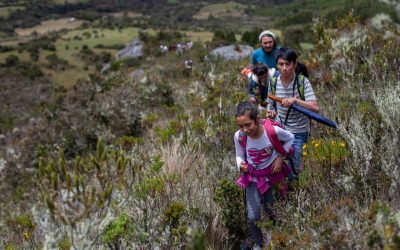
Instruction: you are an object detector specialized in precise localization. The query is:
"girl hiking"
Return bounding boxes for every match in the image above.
[234,101,294,249]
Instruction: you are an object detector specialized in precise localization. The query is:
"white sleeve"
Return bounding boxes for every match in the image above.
[304,77,317,101]
[274,126,294,152]
[234,131,246,171]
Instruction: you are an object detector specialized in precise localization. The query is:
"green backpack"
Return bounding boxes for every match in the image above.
[270,74,306,100]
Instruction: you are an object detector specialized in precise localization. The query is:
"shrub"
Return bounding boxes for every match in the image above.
[303,138,349,170]
[56,235,71,250]
[163,201,186,228]
[213,178,247,244]
[156,119,182,144]
[0,45,14,53]
[102,213,132,249]
[241,27,262,46]
[4,54,19,67]
[36,139,130,226]
[211,30,236,46]
[3,214,37,248]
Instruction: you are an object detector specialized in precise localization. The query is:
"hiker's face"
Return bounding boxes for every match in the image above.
[257,72,269,85]
[236,115,258,137]
[261,36,275,53]
[277,58,295,78]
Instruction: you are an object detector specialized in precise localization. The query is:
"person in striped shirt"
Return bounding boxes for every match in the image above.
[267,47,319,177]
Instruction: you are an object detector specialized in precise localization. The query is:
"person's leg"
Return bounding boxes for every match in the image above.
[262,185,275,224]
[260,185,275,248]
[290,132,309,175]
[246,183,263,247]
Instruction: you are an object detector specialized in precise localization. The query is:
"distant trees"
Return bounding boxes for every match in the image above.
[4,54,19,66]
[241,27,262,46]
[211,30,236,46]
[2,54,44,79]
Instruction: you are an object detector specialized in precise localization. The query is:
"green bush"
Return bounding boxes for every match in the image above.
[213,178,247,243]
[57,235,71,250]
[36,139,130,225]
[241,27,262,46]
[211,30,236,46]
[163,201,186,228]
[102,213,132,248]
[0,114,15,133]
[4,54,19,67]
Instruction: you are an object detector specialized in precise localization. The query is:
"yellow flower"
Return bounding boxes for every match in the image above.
[303,151,307,156]
[331,140,336,146]
[340,142,346,147]
[312,139,321,148]
[303,144,307,149]
[384,224,394,239]
[23,232,29,240]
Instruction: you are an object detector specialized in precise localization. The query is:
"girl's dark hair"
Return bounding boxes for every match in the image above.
[235,101,259,121]
[252,63,269,76]
[275,47,298,63]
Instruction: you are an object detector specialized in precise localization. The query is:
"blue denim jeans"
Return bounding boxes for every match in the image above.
[291,132,309,174]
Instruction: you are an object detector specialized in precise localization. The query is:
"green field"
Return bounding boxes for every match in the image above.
[0,25,220,87]
[193,1,247,19]
[198,1,246,12]
[56,27,143,62]
[0,50,30,62]
[0,6,25,18]
[0,27,213,63]
[254,0,344,17]
[51,0,90,4]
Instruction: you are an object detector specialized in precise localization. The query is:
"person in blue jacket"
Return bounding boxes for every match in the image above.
[251,30,281,70]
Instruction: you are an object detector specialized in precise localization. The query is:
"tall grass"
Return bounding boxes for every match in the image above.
[1,14,399,249]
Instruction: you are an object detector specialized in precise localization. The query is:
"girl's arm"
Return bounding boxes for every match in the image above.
[234,132,246,171]
[275,126,295,152]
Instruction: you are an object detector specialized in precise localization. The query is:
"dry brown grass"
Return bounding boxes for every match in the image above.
[160,138,206,178]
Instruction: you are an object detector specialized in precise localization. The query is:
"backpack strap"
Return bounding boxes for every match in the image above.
[270,76,278,96]
[262,119,294,158]
[269,77,278,111]
[237,119,294,161]
[271,74,305,100]
[296,74,305,100]
[295,74,311,131]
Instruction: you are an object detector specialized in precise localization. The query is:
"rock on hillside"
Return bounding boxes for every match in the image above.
[209,44,253,61]
[116,38,144,59]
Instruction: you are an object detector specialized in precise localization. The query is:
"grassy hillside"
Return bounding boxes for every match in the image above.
[0,23,215,87]
[0,1,399,249]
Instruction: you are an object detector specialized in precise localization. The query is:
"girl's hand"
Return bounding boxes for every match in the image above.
[267,110,276,119]
[271,156,283,173]
[240,162,249,173]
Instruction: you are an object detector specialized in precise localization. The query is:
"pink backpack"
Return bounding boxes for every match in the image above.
[236,119,294,197]
[238,119,294,159]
